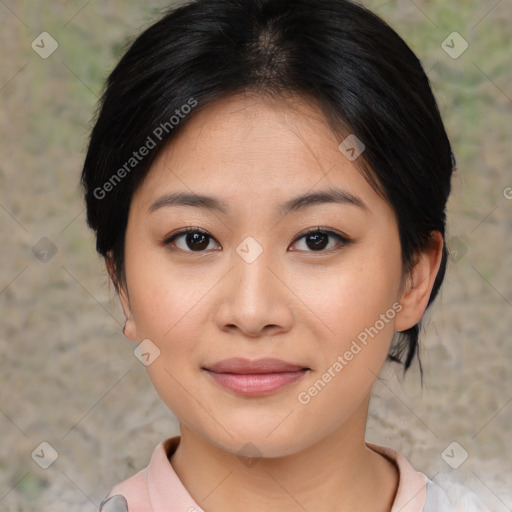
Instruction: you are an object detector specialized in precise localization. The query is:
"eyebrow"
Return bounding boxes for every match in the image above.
[148,187,369,216]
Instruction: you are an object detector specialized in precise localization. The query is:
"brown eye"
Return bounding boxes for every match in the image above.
[164,228,220,252]
[163,227,351,254]
[290,228,351,252]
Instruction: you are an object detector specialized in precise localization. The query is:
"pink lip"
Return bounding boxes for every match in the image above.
[202,358,310,396]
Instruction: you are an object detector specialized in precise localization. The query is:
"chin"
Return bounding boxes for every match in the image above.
[199,420,316,460]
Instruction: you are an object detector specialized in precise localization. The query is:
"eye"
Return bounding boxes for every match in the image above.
[290,227,351,252]
[163,227,352,254]
[163,228,220,252]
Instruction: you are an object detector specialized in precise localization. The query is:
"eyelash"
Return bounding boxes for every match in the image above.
[162,227,352,254]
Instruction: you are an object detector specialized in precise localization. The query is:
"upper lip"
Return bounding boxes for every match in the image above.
[203,357,310,374]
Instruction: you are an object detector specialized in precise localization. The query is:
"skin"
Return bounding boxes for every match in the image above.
[110,91,443,512]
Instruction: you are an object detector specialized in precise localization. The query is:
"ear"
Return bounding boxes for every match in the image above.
[394,232,444,332]
[105,252,138,341]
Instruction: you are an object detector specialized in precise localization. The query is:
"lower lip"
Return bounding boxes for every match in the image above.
[204,369,308,396]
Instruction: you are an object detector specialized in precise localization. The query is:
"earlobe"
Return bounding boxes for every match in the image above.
[394,232,444,332]
[105,253,138,341]
[118,284,138,340]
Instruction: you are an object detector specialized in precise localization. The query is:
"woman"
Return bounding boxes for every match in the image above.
[81,0,489,510]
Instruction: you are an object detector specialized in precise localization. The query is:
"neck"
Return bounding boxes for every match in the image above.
[169,397,398,512]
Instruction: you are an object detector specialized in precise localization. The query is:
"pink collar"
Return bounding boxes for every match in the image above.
[103,436,428,512]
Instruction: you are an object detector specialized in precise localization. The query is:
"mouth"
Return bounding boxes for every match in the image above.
[202,357,311,396]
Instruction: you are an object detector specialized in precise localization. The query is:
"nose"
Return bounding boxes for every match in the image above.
[214,240,294,338]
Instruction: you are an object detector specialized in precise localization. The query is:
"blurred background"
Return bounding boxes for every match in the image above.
[0,0,511,510]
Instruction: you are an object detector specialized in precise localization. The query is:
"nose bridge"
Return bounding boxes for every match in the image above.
[214,233,293,336]
[233,235,276,301]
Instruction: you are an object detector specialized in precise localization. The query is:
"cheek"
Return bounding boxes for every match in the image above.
[290,265,400,434]
[296,251,401,346]
[127,264,208,418]
[127,245,208,340]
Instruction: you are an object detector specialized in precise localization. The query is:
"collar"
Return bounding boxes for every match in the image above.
[141,436,428,511]
[366,442,428,512]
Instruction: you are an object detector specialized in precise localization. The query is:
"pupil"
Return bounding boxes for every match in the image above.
[307,233,328,250]
[184,232,329,251]
[188,232,209,251]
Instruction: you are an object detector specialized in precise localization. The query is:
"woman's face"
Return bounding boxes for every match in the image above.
[119,93,415,457]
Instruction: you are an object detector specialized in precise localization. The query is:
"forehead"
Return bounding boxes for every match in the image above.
[132,92,382,214]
